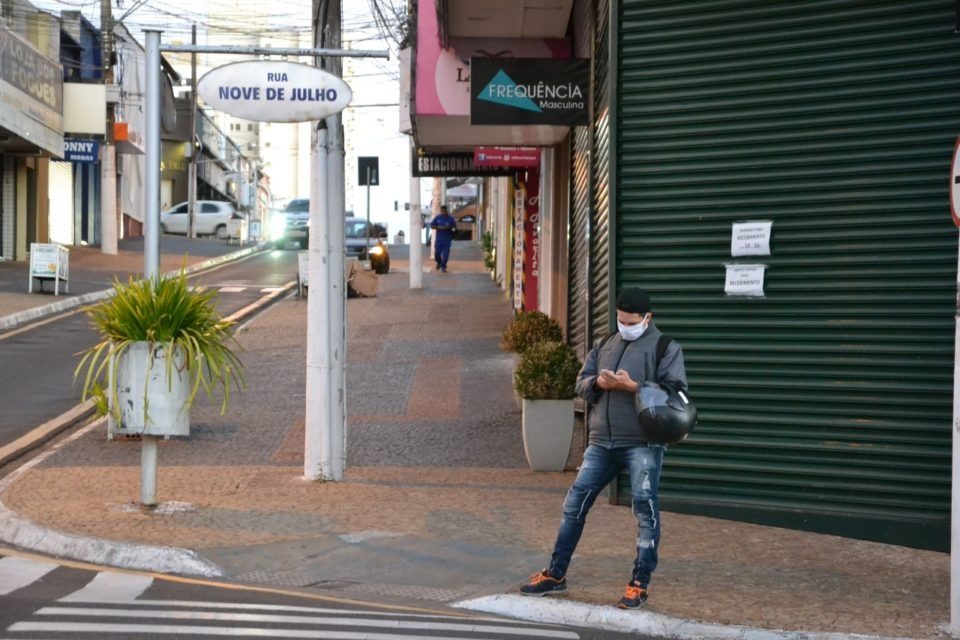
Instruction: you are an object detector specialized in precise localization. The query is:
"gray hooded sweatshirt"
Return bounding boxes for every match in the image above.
[575,323,688,447]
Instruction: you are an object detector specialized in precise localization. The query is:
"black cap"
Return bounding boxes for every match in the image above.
[616,288,652,314]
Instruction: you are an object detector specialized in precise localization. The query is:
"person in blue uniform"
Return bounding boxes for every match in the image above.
[429,205,457,273]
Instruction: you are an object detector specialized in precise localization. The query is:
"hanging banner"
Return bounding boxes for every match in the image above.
[198,61,352,123]
[513,186,525,311]
[522,167,541,312]
[470,58,589,126]
[511,168,541,311]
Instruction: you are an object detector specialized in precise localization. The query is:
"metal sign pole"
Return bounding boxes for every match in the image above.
[138,36,387,494]
[365,167,371,267]
[142,28,162,507]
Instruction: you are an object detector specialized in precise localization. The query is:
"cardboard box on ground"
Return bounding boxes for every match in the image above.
[347,260,379,298]
[298,257,379,298]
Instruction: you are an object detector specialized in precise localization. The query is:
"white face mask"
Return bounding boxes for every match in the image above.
[617,317,649,342]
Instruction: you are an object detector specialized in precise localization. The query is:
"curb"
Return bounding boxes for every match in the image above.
[0,420,225,578]
[0,400,95,470]
[0,245,263,332]
[0,280,293,577]
[453,595,917,640]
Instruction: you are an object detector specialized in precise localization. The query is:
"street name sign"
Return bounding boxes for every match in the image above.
[198,61,352,123]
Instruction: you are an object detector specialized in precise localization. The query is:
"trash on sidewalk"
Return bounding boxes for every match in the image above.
[347,259,379,298]
[297,255,379,298]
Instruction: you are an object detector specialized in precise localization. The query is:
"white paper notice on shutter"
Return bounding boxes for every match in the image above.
[724,264,766,297]
[731,221,773,257]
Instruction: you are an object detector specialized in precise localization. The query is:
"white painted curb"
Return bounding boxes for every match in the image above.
[453,594,917,640]
[0,245,262,332]
[0,419,225,578]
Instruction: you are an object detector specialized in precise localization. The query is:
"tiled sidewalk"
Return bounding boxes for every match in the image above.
[0,244,949,639]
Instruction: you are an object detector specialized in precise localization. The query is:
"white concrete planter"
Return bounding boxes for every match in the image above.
[115,341,190,437]
[521,398,574,472]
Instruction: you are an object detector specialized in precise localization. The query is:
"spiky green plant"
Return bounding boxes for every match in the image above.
[74,270,245,419]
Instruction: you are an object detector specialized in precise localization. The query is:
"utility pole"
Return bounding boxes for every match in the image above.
[304,0,345,481]
[99,0,117,254]
[324,0,346,478]
[187,23,198,239]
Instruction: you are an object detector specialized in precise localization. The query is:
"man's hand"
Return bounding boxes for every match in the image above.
[596,369,638,393]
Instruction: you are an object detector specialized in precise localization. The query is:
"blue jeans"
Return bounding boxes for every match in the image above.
[434,238,451,269]
[548,444,665,588]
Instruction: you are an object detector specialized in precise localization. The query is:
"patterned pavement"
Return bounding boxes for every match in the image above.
[0,243,950,639]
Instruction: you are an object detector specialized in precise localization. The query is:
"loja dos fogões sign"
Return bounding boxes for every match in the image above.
[197,61,352,123]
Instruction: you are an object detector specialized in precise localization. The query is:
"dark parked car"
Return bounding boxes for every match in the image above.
[274,200,389,274]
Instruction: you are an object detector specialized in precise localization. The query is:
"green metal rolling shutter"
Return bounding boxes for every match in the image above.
[568,0,594,360]
[568,126,591,359]
[615,0,959,550]
[590,0,612,345]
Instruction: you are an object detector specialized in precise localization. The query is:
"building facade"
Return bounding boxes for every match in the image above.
[408,0,958,551]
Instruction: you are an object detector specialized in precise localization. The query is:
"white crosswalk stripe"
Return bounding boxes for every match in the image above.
[29,607,575,638]
[0,556,56,596]
[1,556,579,639]
[9,624,537,639]
[58,571,154,602]
[218,286,247,293]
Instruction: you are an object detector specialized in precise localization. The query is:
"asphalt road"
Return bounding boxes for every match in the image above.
[0,549,643,640]
[0,249,298,448]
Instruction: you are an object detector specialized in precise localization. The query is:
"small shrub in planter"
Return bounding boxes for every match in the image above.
[482,232,495,271]
[501,311,563,354]
[75,270,246,422]
[513,340,581,400]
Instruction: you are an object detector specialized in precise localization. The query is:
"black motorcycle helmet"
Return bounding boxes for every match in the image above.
[635,380,698,445]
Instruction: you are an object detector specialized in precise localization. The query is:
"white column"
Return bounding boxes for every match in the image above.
[326,114,346,480]
[304,122,335,481]
[100,145,117,255]
[409,161,422,288]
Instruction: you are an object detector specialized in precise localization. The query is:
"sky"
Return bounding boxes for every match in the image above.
[28,0,429,239]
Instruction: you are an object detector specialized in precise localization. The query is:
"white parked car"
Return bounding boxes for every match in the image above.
[160,201,239,239]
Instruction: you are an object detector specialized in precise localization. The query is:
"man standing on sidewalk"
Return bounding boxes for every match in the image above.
[429,205,457,272]
[519,288,689,609]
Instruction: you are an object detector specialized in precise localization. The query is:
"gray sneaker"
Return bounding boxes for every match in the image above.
[519,570,567,597]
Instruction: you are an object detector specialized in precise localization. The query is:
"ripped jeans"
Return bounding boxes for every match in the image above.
[547,443,664,588]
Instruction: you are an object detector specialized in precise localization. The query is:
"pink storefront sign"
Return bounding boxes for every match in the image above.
[415,6,569,117]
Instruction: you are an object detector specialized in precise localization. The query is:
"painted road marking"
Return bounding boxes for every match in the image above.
[0,556,56,595]
[59,571,153,602]
[218,287,247,293]
[33,607,576,638]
